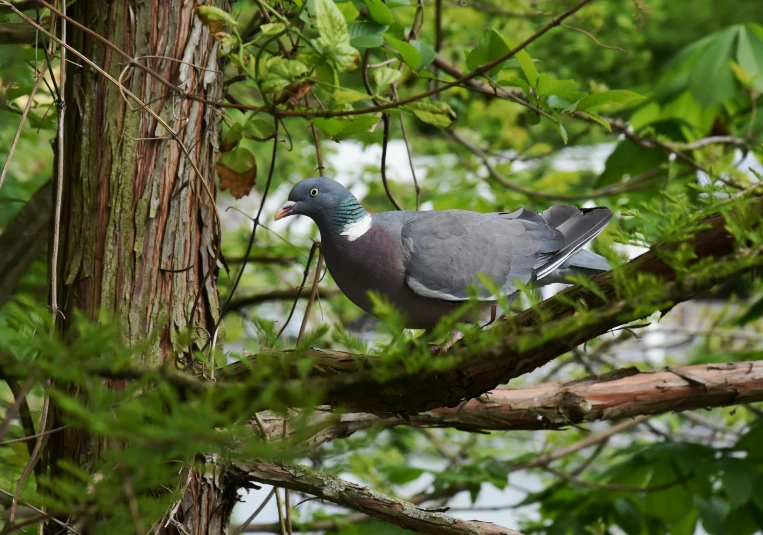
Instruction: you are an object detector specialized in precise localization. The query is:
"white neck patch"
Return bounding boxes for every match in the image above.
[340,214,373,241]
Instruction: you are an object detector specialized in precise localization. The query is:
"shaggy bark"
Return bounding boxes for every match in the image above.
[43,1,231,534]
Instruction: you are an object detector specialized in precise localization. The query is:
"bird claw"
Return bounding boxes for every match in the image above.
[427,329,464,355]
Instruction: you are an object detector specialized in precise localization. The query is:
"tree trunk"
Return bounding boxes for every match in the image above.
[46,1,232,533]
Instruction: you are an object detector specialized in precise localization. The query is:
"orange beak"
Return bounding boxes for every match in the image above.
[274,201,297,221]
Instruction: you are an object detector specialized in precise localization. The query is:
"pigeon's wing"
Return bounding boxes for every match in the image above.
[400,211,564,302]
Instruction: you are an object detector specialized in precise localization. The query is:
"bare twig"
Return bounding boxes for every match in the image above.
[0,62,46,194]
[296,246,324,345]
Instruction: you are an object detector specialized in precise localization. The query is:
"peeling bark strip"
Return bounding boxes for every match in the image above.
[224,199,763,414]
[48,1,231,534]
[231,462,524,535]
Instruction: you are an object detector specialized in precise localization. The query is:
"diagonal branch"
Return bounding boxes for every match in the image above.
[230,462,524,535]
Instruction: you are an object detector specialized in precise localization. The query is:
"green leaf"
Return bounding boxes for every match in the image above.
[220,122,242,152]
[536,73,578,98]
[373,66,402,94]
[243,119,276,140]
[364,0,394,25]
[735,296,763,325]
[497,76,530,95]
[552,114,568,144]
[384,33,420,69]
[336,1,360,22]
[576,90,645,112]
[411,39,435,70]
[516,49,538,87]
[406,101,456,127]
[580,111,612,132]
[380,465,424,485]
[312,117,349,138]
[195,5,238,27]
[348,21,388,48]
[595,138,668,188]
[736,25,763,91]
[466,28,511,78]
[260,22,285,35]
[332,89,370,105]
[314,0,361,72]
[688,26,738,106]
[697,496,730,535]
[259,58,307,94]
[334,115,380,139]
[720,459,753,508]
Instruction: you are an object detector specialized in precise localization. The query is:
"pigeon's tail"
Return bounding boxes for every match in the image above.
[535,206,613,280]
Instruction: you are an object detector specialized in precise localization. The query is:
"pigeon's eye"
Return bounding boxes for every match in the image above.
[310,188,319,197]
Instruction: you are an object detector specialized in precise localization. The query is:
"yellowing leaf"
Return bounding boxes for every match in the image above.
[373,66,402,94]
[314,0,361,72]
[195,6,237,30]
[260,22,285,35]
[332,89,370,105]
[407,101,456,128]
[259,58,307,94]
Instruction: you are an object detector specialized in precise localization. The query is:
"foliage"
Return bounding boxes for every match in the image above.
[1,0,763,534]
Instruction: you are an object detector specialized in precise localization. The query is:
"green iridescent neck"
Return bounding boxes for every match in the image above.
[332,196,369,234]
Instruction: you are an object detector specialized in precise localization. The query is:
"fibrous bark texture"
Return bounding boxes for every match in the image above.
[48,2,232,534]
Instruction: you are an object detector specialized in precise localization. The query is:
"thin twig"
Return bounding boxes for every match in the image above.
[560,22,625,52]
[232,488,277,535]
[296,245,324,345]
[276,241,318,340]
[0,65,46,194]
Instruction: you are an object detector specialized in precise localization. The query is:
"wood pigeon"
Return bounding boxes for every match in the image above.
[275,177,613,331]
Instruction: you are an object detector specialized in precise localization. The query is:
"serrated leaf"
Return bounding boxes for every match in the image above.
[364,0,393,25]
[260,22,285,35]
[576,90,645,112]
[314,0,361,72]
[516,49,538,87]
[384,33,420,69]
[410,39,435,69]
[406,101,456,127]
[348,21,388,48]
[373,66,401,94]
[259,58,307,94]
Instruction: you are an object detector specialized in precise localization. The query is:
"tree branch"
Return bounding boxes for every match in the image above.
[253,360,763,444]
[230,462,524,535]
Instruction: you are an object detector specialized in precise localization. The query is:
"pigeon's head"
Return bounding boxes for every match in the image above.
[275,178,366,232]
